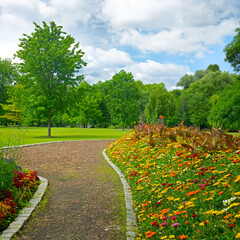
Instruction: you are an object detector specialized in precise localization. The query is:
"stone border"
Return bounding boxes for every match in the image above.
[0,176,48,240]
[103,150,138,240]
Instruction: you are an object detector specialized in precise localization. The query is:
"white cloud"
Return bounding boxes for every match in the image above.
[102,0,239,30]
[102,0,239,54]
[124,60,190,89]
[82,46,133,83]
[0,42,19,60]
[84,46,133,68]
[119,18,238,54]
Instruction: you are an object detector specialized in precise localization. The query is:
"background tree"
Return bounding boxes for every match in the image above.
[0,58,18,125]
[182,71,234,128]
[101,70,140,130]
[177,74,194,89]
[208,77,240,131]
[15,21,86,136]
[176,65,216,90]
[0,84,23,128]
[145,85,176,123]
[64,81,109,128]
[206,64,220,72]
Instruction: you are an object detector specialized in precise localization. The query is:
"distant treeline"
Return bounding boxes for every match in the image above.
[0,61,239,131]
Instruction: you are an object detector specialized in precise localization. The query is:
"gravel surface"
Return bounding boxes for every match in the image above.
[13,140,126,240]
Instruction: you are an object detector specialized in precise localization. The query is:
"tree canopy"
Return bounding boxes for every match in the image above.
[224,25,240,72]
[101,70,140,130]
[15,21,86,136]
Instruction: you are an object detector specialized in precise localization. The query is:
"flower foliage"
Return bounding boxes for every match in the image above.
[0,169,39,232]
[106,119,240,239]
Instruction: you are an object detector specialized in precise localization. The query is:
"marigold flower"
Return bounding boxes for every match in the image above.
[236,232,240,239]
[187,190,200,197]
[178,235,188,239]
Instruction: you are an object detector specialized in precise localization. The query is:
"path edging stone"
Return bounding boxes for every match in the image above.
[0,176,48,240]
[103,149,138,240]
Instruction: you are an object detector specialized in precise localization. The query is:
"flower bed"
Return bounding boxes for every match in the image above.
[0,157,39,233]
[105,120,240,239]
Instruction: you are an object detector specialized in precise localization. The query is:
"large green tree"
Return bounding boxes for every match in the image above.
[224,25,240,72]
[15,21,86,136]
[101,70,140,130]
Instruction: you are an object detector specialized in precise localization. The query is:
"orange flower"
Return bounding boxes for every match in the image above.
[160,115,163,120]
[178,234,188,239]
[145,231,156,238]
[187,190,200,197]
[218,191,224,195]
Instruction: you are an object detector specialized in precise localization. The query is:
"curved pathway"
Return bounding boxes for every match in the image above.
[13,140,126,240]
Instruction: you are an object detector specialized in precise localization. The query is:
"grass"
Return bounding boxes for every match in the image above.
[0,126,131,146]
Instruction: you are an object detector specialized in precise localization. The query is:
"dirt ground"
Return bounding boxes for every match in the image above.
[13,140,126,240]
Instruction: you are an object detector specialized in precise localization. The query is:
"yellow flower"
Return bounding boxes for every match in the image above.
[161,236,167,239]
[169,235,175,239]
[205,197,213,201]
[234,175,240,182]
[221,181,229,186]
[204,210,215,215]
[234,191,240,196]
[236,232,240,239]
[235,214,240,218]
[229,203,240,209]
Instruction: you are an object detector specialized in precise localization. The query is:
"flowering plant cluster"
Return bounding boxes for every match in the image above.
[0,168,39,232]
[106,118,240,239]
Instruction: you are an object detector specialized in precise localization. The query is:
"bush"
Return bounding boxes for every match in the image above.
[0,157,19,197]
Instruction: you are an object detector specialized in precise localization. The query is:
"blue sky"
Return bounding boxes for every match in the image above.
[0,0,240,90]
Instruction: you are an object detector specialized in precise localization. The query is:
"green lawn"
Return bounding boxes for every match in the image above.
[0,127,132,146]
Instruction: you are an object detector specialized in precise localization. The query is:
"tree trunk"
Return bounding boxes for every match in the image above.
[122,123,124,131]
[48,108,51,137]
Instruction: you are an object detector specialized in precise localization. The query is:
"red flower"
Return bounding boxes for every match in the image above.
[129,171,138,176]
[227,224,234,228]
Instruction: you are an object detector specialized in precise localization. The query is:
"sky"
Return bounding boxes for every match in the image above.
[0,0,240,90]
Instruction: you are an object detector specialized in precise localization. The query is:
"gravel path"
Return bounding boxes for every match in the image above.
[13,140,126,240]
